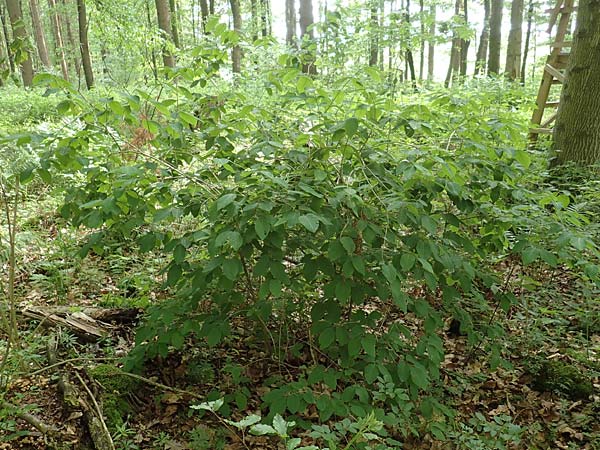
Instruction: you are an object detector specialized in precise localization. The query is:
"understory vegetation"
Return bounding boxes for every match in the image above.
[0,30,598,450]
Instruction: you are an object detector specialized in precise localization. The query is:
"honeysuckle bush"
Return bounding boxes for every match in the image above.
[18,45,598,443]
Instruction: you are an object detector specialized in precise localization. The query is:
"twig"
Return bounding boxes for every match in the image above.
[1,400,60,437]
[24,356,120,377]
[74,372,115,450]
[109,369,205,400]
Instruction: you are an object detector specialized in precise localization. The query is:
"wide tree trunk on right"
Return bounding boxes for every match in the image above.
[552,0,600,166]
[299,0,316,75]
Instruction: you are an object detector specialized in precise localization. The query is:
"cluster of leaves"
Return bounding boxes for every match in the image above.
[11,32,597,446]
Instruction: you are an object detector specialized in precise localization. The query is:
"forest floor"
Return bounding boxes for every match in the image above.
[1,194,598,450]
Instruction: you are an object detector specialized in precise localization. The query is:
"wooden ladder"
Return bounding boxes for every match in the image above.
[529,0,576,143]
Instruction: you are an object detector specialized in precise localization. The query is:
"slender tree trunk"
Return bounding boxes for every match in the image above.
[488,0,503,74]
[504,0,523,80]
[459,0,470,76]
[47,0,68,79]
[199,0,208,32]
[209,0,214,15]
[369,0,378,66]
[520,0,533,84]
[76,0,92,88]
[228,0,241,73]
[155,0,175,68]
[552,0,600,166]
[61,0,80,76]
[168,0,180,48]
[29,0,50,68]
[0,3,15,73]
[145,0,158,79]
[299,0,317,75]
[250,0,258,41]
[445,0,461,86]
[418,0,424,80]
[404,0,417,88]
[427,4,435,81]
[474,0,490,75]
[5,0,34,86]
[259,0,270,37]
[285,0,296,47]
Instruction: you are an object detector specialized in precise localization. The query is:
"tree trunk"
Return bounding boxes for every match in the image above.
[61,0,80,77]
[228,0,241,73]
[145,0,158,80]
[474,0,490,75]
[459,0,470,76]
[418,0,424,80]
[504,0,523,80]
[445,0,462,86]
[488,0,503,74]
[0,3,15,73]
[155,0,175,68]
[427,4,435,81]
[209,0,214,15]
[520,0,533,84]
[551,0,600,166]
[47,0,68,79]
[369,0,378,66]
[259,0,270,37]
[168,0,180,48]
[250,0,258,41]
[199,0,208,32]
[5,0,34,86]
[285,0,296,47]
[76,0,93,88]
[29,0,51,68]
[299,0,316,75]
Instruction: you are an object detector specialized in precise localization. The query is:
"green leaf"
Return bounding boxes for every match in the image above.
[222,258,242,281]
[216,230,243,250]
[318,327,336,349]
[179,111,198,128]
[364,364,378,384]
[190,398,224,412]
[296,76,313,93]
[335,281,351,302]
[340,236,356,254]
[352,255,366,275]
[216,193,236,210]
[400,253,416,271]
[328,241,345,261]
[343,118,359,138]
[521,247,538,265]
[251,424,276,435]
[138,233,156,252]
[381,263,398,283]
[272,414,289,437]
[361,334,376,358]
[255,216,271,240]
[409,363,429,390]
[299,214,319,233]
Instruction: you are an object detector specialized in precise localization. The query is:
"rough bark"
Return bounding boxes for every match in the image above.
[76,0,92,88]
[368,0,378,66]
[259,0,270,37]
[209,0,214,14]
[168,0,180,48]
[250,0,258,41]
[459,0,470,76]
[5,0,34,86]
[520,0,533,84]
[199,0,208,32]
[474,0,490,75]
[29,0,51,67]
[504,0,523,80]
[445,0,462,86]
[285,0,296,47]
[418,0,424,79]
[427,4,435,81]
[229,0,241,73]
[155,0,175,68]
[552,0,600,166]
[0,3,15,73]
[47,0,68,79]
[61,0,80,76]
[299,0,317,75]
[488,0,503,74]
